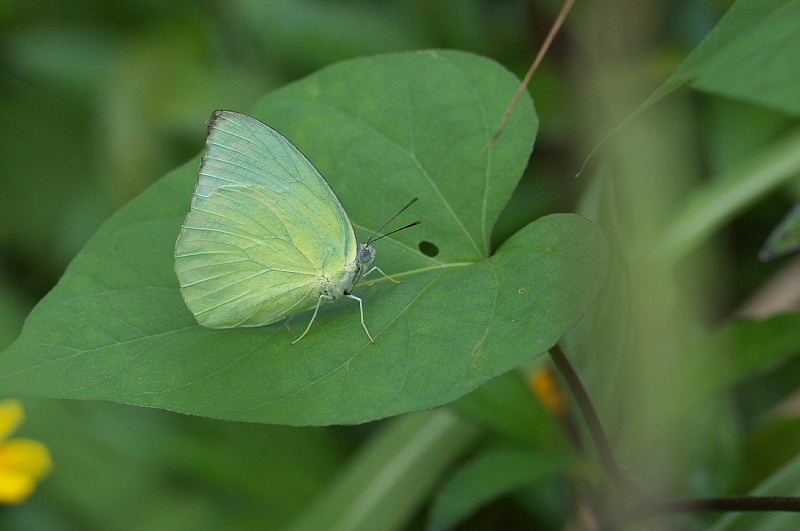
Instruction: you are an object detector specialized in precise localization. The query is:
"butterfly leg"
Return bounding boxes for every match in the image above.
[346,294,375,344]
[291,294,332,344]
[361,266,401,284]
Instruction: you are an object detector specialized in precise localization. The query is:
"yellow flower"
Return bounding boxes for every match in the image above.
[528,366,568,416]
[0,400,51,504]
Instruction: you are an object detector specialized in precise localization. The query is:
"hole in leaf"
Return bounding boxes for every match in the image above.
[419,241,439,257]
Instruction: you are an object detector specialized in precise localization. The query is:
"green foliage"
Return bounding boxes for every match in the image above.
[662,0,800,116]
[0,51,607,426]
[426,447,562,531]
[3,0,800,529]
[660,128,800,260]
[0,285,27,352]
[566,0,800,527]
[450,370,564,449]
[761,203,800,260]
[11,398,348,530]
[711,453,800,530]
[291,410,479,531]
[708,313,800,383]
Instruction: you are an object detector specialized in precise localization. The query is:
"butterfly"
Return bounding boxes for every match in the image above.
[175,110,419,343]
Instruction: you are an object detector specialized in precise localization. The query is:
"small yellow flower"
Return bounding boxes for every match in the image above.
[0,400,51,504]
[528,366,568,416]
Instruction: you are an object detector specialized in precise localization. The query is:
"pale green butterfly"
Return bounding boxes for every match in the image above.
[175,110,419,344]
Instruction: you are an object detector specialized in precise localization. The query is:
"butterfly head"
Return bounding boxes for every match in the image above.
[357,243,377,267]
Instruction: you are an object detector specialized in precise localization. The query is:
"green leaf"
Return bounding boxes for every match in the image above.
[581,0,800,175]
[646,312,800,419]
[740,417,800,492]
[0,50,607,425]
[705,98,792,175]
[14,398,347,530]
[630,312,800,458]
[696,312,800,397]
[449,370,564,450]
[290,409,479,531]
[426,447,562,531]
[236,0,427,70]
[710,452,800,531]
[660,0,800,117]
[760,203,800,260]
[659,127,800,261]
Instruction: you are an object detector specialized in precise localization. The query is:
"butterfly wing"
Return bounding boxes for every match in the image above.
[175,110,357,328]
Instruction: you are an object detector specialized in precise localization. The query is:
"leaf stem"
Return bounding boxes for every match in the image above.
[548,345,626,485]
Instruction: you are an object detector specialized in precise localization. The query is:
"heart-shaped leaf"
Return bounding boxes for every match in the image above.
[0,50,607,425]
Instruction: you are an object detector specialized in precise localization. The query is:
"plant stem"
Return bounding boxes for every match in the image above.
[616,495,800,525]
[549,347,800,524]
[661,496,800,514]
[486,0,576,148]
[548,345,626,486]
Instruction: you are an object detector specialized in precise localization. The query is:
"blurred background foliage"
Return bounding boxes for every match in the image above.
[1,0,800,529]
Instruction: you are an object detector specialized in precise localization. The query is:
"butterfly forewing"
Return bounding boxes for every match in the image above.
[175,111,358,328]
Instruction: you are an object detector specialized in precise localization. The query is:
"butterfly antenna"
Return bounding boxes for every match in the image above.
[369,221,421,243]
[367,197,419,245]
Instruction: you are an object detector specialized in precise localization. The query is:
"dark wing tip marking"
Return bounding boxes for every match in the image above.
[207,110,224,135]
[207,109,244,136]
[202,109,244,170]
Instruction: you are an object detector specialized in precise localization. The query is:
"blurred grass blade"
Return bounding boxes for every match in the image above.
[633,312,800,446]
[290,409,479,531]
[760,203,800,261]
[449,370,564,449]
[426,447,562,531]
[688,313,800,405]
[660,127,800,260]
[710,453,800,530]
